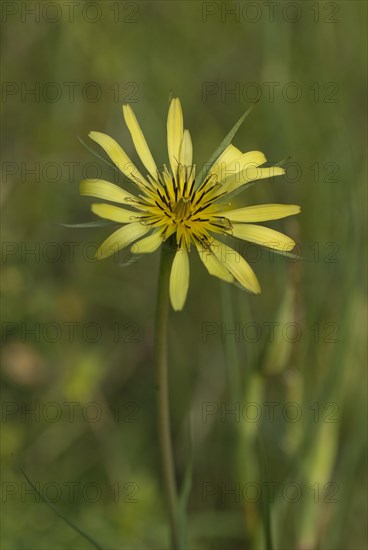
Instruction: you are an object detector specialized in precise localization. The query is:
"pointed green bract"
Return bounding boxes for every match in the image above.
[61,220,115,228]
[195,104,254,189]
[269,248,302,261]
[77,136,118,172]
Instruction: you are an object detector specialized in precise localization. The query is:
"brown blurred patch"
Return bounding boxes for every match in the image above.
[1,342,47,387]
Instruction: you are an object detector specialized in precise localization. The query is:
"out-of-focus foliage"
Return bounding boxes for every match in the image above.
[1,1,366,549]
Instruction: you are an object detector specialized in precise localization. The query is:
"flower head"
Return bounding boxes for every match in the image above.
[80,98,300,310]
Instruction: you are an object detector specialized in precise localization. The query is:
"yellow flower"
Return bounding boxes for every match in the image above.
[80,98,300,311]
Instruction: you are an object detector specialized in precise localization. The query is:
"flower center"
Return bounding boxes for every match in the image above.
[172,197,192,222]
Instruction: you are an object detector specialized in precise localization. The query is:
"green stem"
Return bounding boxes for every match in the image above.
[154,244,180,549]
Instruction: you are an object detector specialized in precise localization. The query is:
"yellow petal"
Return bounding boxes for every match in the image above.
[89,131,148,187]
[218,204,301,222]
[215,144,243,165]
[220,151,267,188]
[232,224,296,251]
[131,231,163,254]
[211,239,260,294]
[196,242,234,282]
[122,104,158,178]
[208,144,243,183]
[179,129,193,167]
[169,248,190,311]
[80,179,136,205]
[225,166,285,193]
[167,98,184,175]
[91,203,141,223]
[97,222,149,259]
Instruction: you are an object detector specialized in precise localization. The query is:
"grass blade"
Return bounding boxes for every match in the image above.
[17,462,105,550]
[256,435,274,550]
[177,415,193,549]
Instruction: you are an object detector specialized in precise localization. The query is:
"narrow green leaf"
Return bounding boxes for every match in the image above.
[195,104,255,188]
[17,462,104,550]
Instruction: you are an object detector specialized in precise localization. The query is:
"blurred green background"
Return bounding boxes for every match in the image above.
[1,1,366,549]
